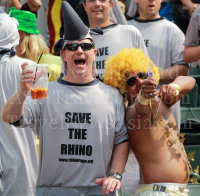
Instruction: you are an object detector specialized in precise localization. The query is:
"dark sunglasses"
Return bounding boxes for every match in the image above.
[64,43,94,51]
[126,73,147,87]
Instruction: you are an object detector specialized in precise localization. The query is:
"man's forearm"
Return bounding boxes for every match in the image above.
[172,76,196,95]
[12,0,22,9]
[181,0,193,8]
[184,46,200,63]
[160,64,189,83]
[2,89,27,123]
[110,142,129,175]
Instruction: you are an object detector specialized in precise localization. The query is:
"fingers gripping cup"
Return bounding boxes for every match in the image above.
[27,64,48,99]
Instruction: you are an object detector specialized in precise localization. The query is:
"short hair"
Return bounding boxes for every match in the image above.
[103,48,160,94]
[20,31,49,62]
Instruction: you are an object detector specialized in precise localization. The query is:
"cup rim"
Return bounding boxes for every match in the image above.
[27,64,48,68]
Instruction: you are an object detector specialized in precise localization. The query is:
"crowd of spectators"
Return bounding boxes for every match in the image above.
[0,0,200,196]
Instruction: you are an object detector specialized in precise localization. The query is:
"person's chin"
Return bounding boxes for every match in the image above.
[75,69,88,77]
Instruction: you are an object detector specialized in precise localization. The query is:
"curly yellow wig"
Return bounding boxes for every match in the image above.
[104,48,160,94]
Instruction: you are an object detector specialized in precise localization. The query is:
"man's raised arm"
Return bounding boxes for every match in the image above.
[2,63,34,123]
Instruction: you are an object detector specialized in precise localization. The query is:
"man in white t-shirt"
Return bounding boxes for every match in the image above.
[83,0,148,194]
[128,0,189,133]
[0,11,38,196]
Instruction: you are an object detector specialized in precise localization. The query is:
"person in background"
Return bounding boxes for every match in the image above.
[159,0,173,21]
[83,0,148,194]
[128,0,189,133]
[8,8,48,62]
[181,0,200,15]
[36,0,49,45]
[8,8,61,82]
[183,7,200,64]
[0,10,38,196]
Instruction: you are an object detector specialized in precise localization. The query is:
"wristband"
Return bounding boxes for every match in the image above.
[168,83,181,96]
[136,90,151,105]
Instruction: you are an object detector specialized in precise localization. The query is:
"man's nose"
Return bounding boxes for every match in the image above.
[76,46,84,53]
[94,0,101,6]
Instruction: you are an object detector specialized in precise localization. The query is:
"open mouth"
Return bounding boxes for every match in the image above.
[93,10,102,13]
[74,59,86,65]
[148,4,155,8]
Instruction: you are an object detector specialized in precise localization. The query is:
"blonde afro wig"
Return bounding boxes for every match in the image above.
[104,48,160,94]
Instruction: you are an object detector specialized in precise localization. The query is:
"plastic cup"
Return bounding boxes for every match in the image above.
[27,64,48,99]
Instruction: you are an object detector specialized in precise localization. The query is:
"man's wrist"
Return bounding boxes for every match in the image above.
[18,88,29,101]
[168,83,181,96]
[136,90,151,105]
[109,173,122,181]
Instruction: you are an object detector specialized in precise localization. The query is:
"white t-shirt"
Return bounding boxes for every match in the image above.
[0,55,38,196]
[184,7,200,47]
[92,23,148,78]
[13,78,128,196]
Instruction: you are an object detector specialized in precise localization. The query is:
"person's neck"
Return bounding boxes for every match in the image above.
[127,96,137,107]
[16,45,27,58]
[62,74,94,84]
[137,14,160,20]
[89,19,114,28]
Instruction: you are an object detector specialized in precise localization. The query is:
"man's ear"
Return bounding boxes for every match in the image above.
[94,48,98,60]
[110,1,114,9]
[62,50,66,62]
[134,0,139,3]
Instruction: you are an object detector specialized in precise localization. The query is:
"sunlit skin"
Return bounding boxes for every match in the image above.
[125,72,190,184]
[135,0,162,20]
[83,0,114,28]
[62,39,97,84]
[16,30,26,58]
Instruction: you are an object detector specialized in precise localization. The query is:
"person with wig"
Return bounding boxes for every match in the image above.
[104,48,195,196]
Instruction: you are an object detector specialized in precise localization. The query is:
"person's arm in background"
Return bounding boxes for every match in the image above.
[12,0,22,9]
[160,65,189,83]
[28,0,42,12]
[20,0,42,15]
[183,7,200,63]
[184,46,200,63]
[181,0,200,14]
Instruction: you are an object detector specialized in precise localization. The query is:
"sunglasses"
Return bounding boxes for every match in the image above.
[64,43,94,51]
[126,73,147,87]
